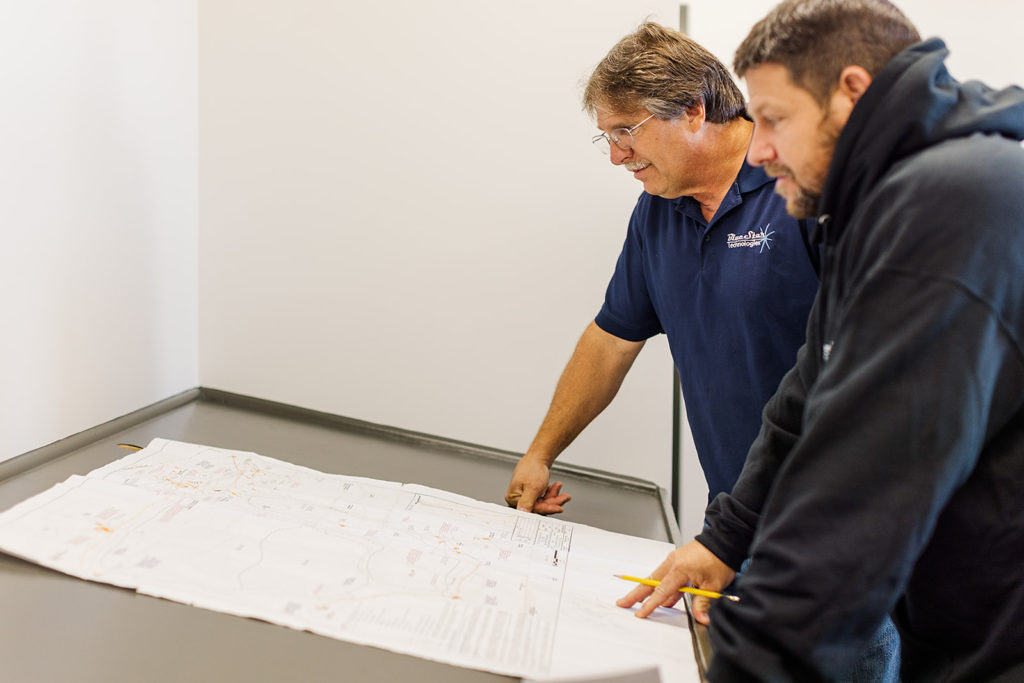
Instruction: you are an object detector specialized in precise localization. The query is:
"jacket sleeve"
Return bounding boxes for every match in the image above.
[703,263,1024,680]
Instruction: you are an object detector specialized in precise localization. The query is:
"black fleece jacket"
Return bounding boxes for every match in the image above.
[697,39,1024,682]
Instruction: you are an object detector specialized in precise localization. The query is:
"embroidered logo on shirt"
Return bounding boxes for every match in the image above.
[727,224,775,253]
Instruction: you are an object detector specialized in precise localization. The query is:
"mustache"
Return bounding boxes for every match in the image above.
[763,163,791,178]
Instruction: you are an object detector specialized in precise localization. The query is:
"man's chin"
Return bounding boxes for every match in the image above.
[786,198,816,219]
[776,187,819,219]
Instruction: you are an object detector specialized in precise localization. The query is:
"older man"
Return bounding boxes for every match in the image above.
[618,1,1024,681]
[505,23,818,518]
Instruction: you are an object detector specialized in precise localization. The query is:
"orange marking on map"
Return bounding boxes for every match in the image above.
[163,478,199,489]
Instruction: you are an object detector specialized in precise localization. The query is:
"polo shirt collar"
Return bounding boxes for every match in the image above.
[671,161,773,224]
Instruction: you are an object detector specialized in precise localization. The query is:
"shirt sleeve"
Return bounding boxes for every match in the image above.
[594,196,663,342]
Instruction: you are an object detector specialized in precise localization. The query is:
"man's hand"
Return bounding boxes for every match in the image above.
[505,456,572,514]
[616,540,735,624]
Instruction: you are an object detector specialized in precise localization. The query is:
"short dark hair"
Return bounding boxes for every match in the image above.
[584,21,746,123]
[734,0,920,105]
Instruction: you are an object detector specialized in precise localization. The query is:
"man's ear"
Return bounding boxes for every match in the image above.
[685,99,706,131]
[828,65,872,126]
[838,65,872,105]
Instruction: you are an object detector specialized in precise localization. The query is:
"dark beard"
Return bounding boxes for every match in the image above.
[789,186,821,219]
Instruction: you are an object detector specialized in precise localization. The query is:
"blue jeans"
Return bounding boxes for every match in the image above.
[730,558,902,681]
[839,615,901,683]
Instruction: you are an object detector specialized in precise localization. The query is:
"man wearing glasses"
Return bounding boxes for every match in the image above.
[504,21,821,521]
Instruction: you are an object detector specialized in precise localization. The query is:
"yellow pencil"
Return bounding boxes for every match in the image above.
[614,574,740,602]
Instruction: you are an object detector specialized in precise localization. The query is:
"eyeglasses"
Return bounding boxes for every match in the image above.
[592,114,655,154]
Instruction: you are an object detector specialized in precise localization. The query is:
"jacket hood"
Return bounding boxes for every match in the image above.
[817,38,1024,239]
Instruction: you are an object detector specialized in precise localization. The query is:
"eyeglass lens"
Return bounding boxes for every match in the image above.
[593,128,634,154]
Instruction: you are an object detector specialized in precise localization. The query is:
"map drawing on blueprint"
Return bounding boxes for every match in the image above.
[0,438,572,678]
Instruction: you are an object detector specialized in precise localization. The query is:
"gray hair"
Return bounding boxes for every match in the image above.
[584,22,746,122]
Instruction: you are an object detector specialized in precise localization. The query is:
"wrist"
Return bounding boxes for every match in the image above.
[522,449,558,468]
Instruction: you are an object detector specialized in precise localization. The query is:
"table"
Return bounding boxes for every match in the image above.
[0,388,707,682]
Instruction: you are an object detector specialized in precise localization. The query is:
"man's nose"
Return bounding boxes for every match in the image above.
[747,127,774,167]
[609,142,632,166]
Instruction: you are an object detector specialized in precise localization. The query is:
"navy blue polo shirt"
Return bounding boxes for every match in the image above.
[595,162,819,501]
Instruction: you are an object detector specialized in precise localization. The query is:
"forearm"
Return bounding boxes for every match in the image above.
[524,321,644,464]
[506,322,644,512]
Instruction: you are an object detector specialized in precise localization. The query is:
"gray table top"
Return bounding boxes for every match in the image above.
[0,389,695,682]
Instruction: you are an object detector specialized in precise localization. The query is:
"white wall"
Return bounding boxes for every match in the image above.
[1,1,199,461]
[197,0,1024,536]
[7,0,1021,538]
[198,0,680,497]
[687,0,1024,92]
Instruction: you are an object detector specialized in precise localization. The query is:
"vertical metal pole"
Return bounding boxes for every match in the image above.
[672,369,682,516]
[670,3,690,521]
